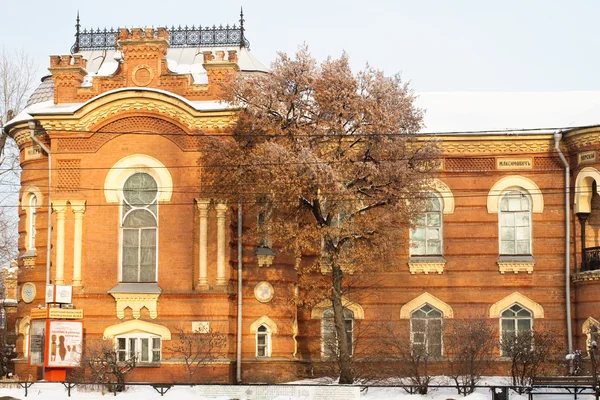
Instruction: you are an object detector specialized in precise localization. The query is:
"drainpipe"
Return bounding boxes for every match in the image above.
[236,202,243,383]
[28,121,52,286]
[554,130,573,353]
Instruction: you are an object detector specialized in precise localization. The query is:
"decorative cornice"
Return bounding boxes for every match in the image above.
[441,140,552,155]
[572,270,600,283]
[110,292,160,319]
[497,261,534,274]
[408,259,445,274]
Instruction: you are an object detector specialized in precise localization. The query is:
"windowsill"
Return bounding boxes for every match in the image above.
[21,250,37,258]
[408,256,446,275]
[108,282,162,294]
[135,362,161,368]
[497,255,535,274]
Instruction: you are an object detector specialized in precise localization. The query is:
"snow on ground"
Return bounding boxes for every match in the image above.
[0,377,592,400]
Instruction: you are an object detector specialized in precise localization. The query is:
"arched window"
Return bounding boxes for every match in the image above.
[411,194,442,256]
[410,304,442,357]
[121,173,158,283]
[499,190,532,255]
[321,308,354,358]
[256,324,271,357]
[500,304,532,341]
[29,195,37,250]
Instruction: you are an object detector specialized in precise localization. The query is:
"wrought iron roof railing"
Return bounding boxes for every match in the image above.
[71,9,250,53]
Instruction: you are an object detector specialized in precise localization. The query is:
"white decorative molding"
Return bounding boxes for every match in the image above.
[497,260,535,274]
[110,293,160,319]
[574,167,600,213]
[250,316,278,334]
[400,292,454,319]
[429,179,455,214]
[489,292,544,319]
[310,296,365,320]
[572,270,600,283]
[487,175,544,213]
[104,154,173,203]
[103,319,171,340]
[408,259,445,274]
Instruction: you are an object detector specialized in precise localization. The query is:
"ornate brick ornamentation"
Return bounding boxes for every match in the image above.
[444,157,495,171]
[110,293,160,319]
[498,260,535,274]
[534,156,564,170]
[56,159,81,192]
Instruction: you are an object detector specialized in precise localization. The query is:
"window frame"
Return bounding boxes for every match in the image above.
[498,189,533,256]
[410,193,443,256]
[28,195,37,250]
[118,172,159,283]
[255,324,271,357]
[499,303,533,355]
[115,334,161,364]
[321,308,354,358]
[410,304,443,357]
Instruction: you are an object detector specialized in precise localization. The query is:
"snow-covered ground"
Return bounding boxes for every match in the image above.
[0,377,590,400]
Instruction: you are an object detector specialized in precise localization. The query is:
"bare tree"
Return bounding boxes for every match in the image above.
[72,340,136,393]
[168,327,227,383]
[444,317,496,396]
[0,47,37,271]
[202,45,439,384]
[500,328,559,393]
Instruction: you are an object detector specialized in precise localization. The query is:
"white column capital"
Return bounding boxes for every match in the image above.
[52,200,69,215]
[69,200,86,214]
[215,202,228,216]
[195,199,211,216]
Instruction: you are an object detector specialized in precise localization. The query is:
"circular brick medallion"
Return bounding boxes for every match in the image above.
[131,65,154,87]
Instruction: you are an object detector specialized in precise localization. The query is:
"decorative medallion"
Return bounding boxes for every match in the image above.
[131,65,154,87]
[254,281,274,303]
[21,283,36,303]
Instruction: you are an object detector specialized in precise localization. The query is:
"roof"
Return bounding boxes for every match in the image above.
[26,77,54,107]
[416,91,600,134]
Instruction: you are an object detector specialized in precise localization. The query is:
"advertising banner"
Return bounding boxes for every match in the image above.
[46,320,83,367]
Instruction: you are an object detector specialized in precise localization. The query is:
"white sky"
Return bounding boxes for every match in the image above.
[2,0,600,93]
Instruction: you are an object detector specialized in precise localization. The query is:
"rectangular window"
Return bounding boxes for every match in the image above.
[116,336,161,364]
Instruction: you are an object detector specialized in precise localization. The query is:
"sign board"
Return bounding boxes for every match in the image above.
[30,308,83,320]
[578,151,597,165]
[46,285,72,304]
[46,320,83,368]
[29,319,46,366]
[192,321,210,333]
[24,145,42,161]
[497,158,533,170]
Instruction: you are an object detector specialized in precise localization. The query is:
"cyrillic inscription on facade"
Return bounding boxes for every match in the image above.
[578,151,597,165]
[497,158,532,170]
[24,145,42,161]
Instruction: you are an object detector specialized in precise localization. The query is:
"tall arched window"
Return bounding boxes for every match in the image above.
[256,324,271,357]
[29,195,37,250]
[411,194,442,256]
[499,190,531,255]
[321,308,354,358]
[410,304,442,357]
[121,173,158,283]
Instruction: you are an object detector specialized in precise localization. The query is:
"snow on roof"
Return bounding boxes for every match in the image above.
[416,91,600,134]
[79,45,268,86]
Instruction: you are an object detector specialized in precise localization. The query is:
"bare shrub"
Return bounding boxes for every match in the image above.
[168,327,227,383]
[444,317,496,396]
[500,327,559,393]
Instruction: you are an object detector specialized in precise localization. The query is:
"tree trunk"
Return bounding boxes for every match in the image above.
[331,263,354,384]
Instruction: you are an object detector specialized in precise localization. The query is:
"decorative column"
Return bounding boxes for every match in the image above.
[196,199,210,289]
[52,200,69,285]
[579,212,591,271]
[70,200,86,287]
[215,202,228,286]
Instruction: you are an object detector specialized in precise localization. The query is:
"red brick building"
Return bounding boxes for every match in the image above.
[3,15,600,383]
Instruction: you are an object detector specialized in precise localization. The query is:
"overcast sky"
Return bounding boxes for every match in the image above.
[2,0,600,92]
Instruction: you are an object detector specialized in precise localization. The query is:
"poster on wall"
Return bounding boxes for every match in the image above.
[29,319,45,366]
[46,320,83,368]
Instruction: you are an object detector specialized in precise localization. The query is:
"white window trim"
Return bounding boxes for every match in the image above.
[255,324,271,357]
[118,173,159,283]
[320,308,354,358]
[410,305,443,357]
[21,186,43,254]
[115,333,161,364]
[498,189,533,257]
[410,192,444,257]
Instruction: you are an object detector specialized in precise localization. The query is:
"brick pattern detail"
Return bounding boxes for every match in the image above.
[98,116,187,135]
[56,159,81,193]
[534,156,564,170]
[444,157,495,171]
[57,134,116,153]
